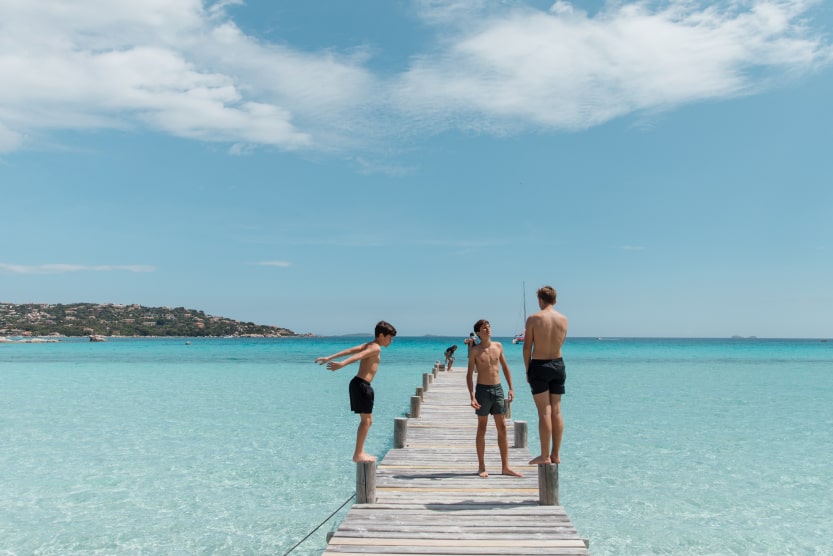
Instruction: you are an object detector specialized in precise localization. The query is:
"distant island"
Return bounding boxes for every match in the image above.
[0,302,297,338]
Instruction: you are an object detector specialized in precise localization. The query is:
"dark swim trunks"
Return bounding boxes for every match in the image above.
[527,358,566,395]
[474,383,506,416]
[349,376,374,414]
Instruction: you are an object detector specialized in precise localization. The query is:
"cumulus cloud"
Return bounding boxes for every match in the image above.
[0,0,363,152]
[393,0,831,133]
[0,0,829,153]
[0,122,22,151]
[0,263,156,274]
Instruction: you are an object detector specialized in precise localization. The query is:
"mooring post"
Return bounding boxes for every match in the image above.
[410,395,421,418]
[514,420,528,448]
[422,373,431,391]
[394,417,408,448]
[505,398,512,419]
[537,463,559,505]
[356,460,376,503]
[416,386,424,401]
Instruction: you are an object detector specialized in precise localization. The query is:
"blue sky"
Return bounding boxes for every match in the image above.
[1,0,832,338]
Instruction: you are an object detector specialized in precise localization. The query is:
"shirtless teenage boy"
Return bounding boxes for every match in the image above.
[523,286,568,465]
[315,321,397,463]
[466,319,522,478]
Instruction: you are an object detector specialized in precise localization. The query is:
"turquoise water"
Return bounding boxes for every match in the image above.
[1,336,832,555]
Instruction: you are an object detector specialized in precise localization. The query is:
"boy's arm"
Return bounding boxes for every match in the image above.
[522,317,533,375]
[498,345,514,402]
[466,349,480,409]
[315,343,366,365]
[326,342,379,371]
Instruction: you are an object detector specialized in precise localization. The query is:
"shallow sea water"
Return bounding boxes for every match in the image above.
[1,336,831,555]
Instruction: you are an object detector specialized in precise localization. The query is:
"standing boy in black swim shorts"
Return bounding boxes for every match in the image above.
[315,321,397,463]
[466,319,522,478]
[523,286,568,465]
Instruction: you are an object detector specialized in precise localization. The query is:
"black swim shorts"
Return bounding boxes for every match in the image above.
[474,383,506,416]
[349,376,374,414]
[527,358,566,396]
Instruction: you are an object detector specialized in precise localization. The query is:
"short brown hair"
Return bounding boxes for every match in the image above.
[537,286,557,305]
[375,321,397,337]
[473,319,489,335]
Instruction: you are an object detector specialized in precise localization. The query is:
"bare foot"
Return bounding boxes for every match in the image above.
[353,453,377,463]
[551,453,561,464]
[502,467,523,477]
[477,469,489,478]
[529,455,552,465]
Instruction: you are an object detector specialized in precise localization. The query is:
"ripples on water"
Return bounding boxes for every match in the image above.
[1,336,831,555]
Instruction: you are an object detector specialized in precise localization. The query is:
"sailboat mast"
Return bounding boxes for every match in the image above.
[522,281,527,321]
[513,282,528,345]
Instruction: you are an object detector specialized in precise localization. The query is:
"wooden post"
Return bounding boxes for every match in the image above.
[422,373,431,391]
[537,463,559,505]
[432,365,439,378]
[394,417,408,448]
[514,420,528,448]
[356,460,376,503]
[410,395,421,418]
[416,386,424,401]
[505,398,512,419]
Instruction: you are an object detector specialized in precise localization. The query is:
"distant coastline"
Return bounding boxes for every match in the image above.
[0,302,299,338]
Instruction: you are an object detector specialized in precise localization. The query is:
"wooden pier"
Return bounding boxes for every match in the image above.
[323,364,589,555]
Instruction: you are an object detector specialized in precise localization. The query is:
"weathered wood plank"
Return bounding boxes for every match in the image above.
[323,368,587,555]
[329,538,587,548]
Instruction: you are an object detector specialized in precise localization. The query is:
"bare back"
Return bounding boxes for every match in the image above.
[524,306,568,365]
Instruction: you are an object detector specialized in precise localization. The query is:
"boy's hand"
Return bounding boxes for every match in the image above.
[507,389,514,402]
[326,361,344,371]
[470,396,481,410]
[314,357,329,365]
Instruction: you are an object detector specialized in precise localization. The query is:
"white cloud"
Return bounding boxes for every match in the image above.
[0,0,829,153]
[254,261,292,268]
[351,156,415,176]
[0,122,22,151]
[0,0,358,152]
[0,263,156,274]
[393,0,831,132]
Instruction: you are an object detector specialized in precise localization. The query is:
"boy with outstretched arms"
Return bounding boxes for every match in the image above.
[466,319,522,478]
[315,321,397,463]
